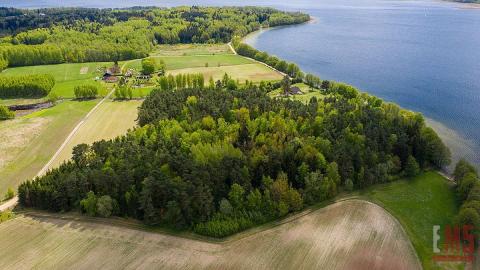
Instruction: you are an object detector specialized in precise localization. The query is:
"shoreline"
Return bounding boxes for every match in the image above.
[242,16,317,44]
[241,17,480,172]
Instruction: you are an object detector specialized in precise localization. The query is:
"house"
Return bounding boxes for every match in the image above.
[135,75,151,80]
[289,86,303,95]
[103,74,119,83]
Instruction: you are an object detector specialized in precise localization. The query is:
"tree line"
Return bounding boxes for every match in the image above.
[74,84,99,99]
[233,40,303,80]
[18,79,450,237]
[454,159,480,235]
[0,74,55,98]
[0,7,309,67]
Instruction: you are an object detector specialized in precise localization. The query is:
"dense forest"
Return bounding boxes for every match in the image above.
[0,7,309,67]
[0,74,55,98]
[19,80,450,236]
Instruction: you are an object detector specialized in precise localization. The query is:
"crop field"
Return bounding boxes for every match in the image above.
[168,63,283,83]
[362,172,459,269]
[0,199,419,270]
[0,62,109,98]
[47,100,141,170]
[124,54,253,71]
[153,44,233,56]
[0,100,98,195]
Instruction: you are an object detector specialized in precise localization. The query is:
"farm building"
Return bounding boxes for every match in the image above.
[289,86,303,95]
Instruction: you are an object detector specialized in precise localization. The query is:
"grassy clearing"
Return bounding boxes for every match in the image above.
[124,54,253,71]
[168,63,283,83]
[362,171,459,270]
[48,100,141,170]
[0,200,419,269]
[0,62,109,98]
[0,100,98,195]
[269,83,325,103]
[153,43,233,56]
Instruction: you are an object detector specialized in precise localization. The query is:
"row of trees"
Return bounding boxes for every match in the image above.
[233,40,303,79]
[73,84,99,99]
[454,159,480,233]
[0,74,55,98]
[114,85,133,100]
[0,7,309,67]
[19,81,450,236]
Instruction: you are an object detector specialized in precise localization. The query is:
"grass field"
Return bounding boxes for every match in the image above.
[153,43,233,56]
[362,171,459,270]
[0,199,419,269]
[47,100,141,170]
[124,54,253,71]
[168,63,283,83]
[1,62,109,98]
[0,100,98,195]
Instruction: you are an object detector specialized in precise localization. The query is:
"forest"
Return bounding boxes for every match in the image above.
[0,74,55,98]
[18,79,451,237]
[0,7,309,67]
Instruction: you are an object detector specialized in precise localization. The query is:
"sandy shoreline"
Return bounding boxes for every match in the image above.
[242,16,317,44]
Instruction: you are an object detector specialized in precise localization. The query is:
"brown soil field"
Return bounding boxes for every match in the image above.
[0,200,420,270]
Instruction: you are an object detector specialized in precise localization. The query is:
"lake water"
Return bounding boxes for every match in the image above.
[4,0,480,170]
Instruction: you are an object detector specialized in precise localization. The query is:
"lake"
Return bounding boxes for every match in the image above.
[4,0,480,170]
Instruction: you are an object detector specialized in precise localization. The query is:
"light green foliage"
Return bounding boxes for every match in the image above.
[0,105,14,120]
[219,199,233,216]
[74,84,99,99]
[96,195,115,218]
[3,187,15,201]
[0,210,14,223]
[141,58,157,75]
[114,85,133,100]
[0,74,55,98]
[80,191,98,217]
[228,184,246,210]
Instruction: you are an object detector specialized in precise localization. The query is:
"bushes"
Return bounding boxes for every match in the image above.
[114,85,133,100]
[141,58,157,75]
[0,105,14,120]
[74,84,99,99]
[3,187,15,201]
[0,74,55,98]
[194,214,255,238]
[80,191,117,218]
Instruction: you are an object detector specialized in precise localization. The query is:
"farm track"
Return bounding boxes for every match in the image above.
[0,88,116,212]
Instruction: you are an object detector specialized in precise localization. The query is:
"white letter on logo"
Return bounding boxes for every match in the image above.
[433,225,441,253]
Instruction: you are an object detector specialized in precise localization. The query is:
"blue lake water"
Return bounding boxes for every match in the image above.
[4,0,480,169]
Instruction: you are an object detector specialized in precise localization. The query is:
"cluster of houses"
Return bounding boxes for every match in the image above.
[100,62,153,85]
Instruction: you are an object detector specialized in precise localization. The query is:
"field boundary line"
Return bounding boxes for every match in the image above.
[228,42,286,77]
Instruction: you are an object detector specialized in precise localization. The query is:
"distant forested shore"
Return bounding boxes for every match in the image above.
[0,7,309,68]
